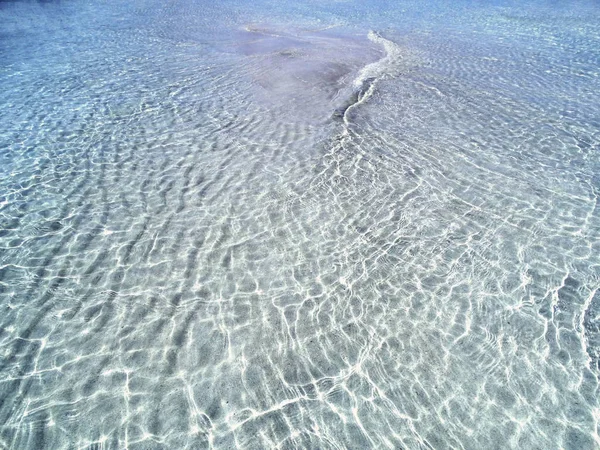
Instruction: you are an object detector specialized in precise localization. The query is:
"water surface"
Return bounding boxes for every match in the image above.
[1,0,600,448]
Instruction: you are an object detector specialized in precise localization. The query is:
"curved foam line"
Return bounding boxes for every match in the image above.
[340,32,403,125]
[354,31,403,89]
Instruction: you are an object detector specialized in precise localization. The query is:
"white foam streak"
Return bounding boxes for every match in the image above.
[354,31,403,90]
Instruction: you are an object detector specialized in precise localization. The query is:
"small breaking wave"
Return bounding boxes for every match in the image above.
[334,31,403,125]
[355,31,404,89]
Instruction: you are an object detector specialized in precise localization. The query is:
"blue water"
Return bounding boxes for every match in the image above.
[1,0,600,448]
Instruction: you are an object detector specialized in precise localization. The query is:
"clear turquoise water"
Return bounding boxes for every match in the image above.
[1,0,600,448]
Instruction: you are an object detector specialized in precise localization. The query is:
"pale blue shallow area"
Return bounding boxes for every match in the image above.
[1,0,600,448]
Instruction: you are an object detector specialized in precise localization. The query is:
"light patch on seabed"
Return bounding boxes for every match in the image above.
[221,25,386,123]
[1,0,600,449]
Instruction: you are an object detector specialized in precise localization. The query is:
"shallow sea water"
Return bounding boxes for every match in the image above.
[1,0,600,448]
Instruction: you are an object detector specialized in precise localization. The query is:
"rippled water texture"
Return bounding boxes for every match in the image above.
[1,0,600,448]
